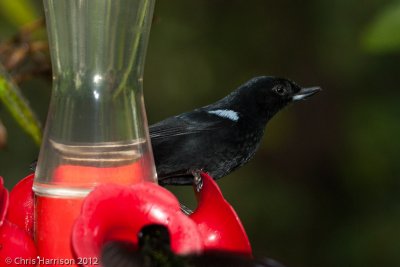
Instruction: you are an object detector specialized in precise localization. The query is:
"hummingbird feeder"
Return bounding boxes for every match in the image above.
[1,0,253,266]
[34,0,157,264]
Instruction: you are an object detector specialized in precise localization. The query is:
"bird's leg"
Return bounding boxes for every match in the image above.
[190,169,204,193]
[178,169,204,215]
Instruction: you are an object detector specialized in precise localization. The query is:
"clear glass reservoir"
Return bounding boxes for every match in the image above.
[34,0,157,198]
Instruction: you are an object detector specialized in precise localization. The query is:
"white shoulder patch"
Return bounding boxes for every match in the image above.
[208,109,239,121]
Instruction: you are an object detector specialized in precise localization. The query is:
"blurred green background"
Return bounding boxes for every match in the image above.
[1,0,400,266]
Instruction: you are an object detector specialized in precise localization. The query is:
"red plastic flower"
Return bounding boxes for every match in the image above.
[6,174,35,237]
[0,176,37,266]
[72,182,204,266]
[72,172,252,266]
[190,172,252,256]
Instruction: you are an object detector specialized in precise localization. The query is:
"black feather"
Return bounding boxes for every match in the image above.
[101,224,186,267]
[101,224,287,267]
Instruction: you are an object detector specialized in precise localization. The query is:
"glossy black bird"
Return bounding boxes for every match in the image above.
[150,76,321,186]
[101,224,287,267]
[102,224,185,267]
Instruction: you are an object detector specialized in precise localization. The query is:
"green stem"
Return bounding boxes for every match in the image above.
[0,64,42,145]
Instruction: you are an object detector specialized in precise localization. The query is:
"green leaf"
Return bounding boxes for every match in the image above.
[0,65,42,145]
[362,2,400,53]
[0,0,39,26]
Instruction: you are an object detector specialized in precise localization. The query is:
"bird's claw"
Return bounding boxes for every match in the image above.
[191,169,203,192]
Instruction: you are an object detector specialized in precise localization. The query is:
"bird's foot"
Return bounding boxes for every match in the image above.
[190,169,204,192]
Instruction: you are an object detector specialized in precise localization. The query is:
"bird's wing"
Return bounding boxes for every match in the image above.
[150,110,234,140]
[150,109,238,185]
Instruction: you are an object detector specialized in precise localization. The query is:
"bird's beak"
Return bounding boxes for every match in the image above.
[292,86,321,101]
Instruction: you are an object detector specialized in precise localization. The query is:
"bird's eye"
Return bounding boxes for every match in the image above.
[273,86,287,96]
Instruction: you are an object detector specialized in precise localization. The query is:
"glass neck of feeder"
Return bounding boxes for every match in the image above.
[34,0,157,197]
